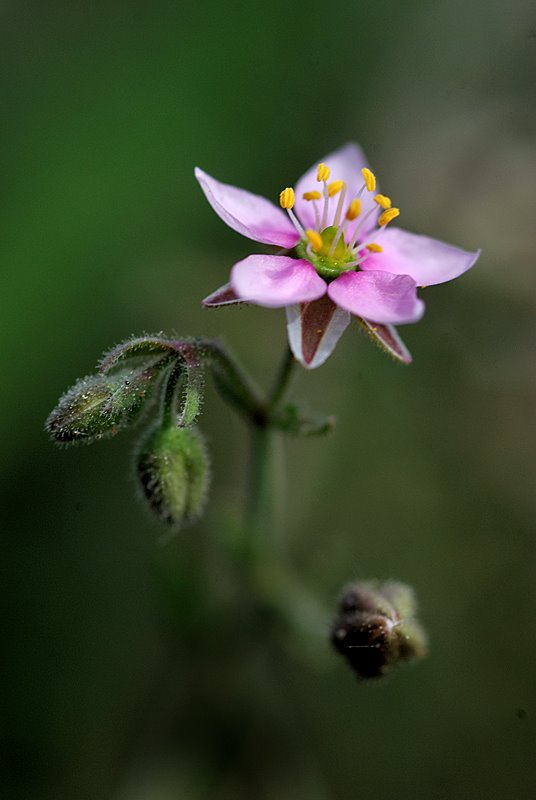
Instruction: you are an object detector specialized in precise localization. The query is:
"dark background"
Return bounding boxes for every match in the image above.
[3,1,535,798]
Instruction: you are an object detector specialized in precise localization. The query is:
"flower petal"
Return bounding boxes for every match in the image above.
[328,270,425,325]
[286,295,350,369]
[294,142,379,237]
[231,255,326,308]
[360,227,480,286]
[202,282,242,307]
[195,167,300,248]
[357,318,413,364]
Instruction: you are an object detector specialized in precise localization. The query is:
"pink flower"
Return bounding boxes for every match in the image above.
[196,143,480,369]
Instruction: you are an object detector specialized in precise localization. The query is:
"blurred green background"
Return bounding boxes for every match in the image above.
[3,1,535,798]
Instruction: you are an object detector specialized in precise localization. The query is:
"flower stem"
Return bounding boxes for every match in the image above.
[246,347,296,555]
[268,345,296,407]
[245,347,329,641]
[246,424,286,552]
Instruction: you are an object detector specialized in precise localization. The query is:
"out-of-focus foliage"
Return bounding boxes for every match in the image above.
[3,1,535,799]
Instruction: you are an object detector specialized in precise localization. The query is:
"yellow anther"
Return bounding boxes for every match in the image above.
[316,162,331,182]
[378,207,400,227]
[366,243,383,253]
[327,179,344,197]
[305,229,324,252]
[374,194,392,210]
[345,198,362,221]
[302,190,322,201]
[279,187,295,209]
[361,167,377,192]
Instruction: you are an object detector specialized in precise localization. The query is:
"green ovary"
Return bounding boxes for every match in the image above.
[297,226,357,281]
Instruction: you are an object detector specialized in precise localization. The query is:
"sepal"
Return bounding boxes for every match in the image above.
[202,283,242,307]
[357,319,412,364]
[99,336,178,374]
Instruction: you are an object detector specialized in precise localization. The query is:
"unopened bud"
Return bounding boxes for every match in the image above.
[136,425,210,528]
[331,581,427,680]
[46,364,161,445]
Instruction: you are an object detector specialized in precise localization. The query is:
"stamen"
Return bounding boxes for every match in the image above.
[317,163,331,182]
[373,194,392,210]
[361,168,376,192]
[378,208,400,227]
[303,191,322,201]
[279,187,305,236]
[287,209,305,236]
[279,187,295,209]
[348,205,379,250]
[305,229,323,253]
[327,180,344,197]
[359,227,388,252]
[348,243,383,268]
[332,182,347,228]
[321,180,330,229]
[344,254,368,269]
[303,191,321,229]
[345,198,361,221]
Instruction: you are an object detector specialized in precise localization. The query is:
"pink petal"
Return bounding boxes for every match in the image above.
[357,319,412,364]
[328,270,425,325]
[195,167,300,249]
[294,142,379,237]
[359,227,480,287]
[202,283,242,307]
[286,295,350,369]
[231,255,326,308]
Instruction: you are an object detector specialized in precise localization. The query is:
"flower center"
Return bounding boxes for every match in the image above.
[279,163,400,281]
[295,226,355,280]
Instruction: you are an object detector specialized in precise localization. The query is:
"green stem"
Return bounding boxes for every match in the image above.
[246,347,296,552]
[246,425,286,551]
[245,347,330,638]
[203,341,266,424]
[268,345,296,407]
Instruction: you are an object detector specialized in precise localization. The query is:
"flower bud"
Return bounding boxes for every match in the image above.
[46,364,161,446]
[331,581,427,680]
[136,425,210,528]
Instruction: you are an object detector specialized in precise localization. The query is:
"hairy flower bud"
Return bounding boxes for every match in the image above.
[331,581,427,680]
[136,425,210,528]
[46,364,162,446]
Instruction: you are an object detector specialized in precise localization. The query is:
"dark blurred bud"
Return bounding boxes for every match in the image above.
[46,364,162,445]
[136,425,210,528]
[331,581,427,680]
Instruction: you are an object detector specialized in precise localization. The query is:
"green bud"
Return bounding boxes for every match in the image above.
[136,425,210,528]
[331,581,427,680]
[46,364,162,445]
